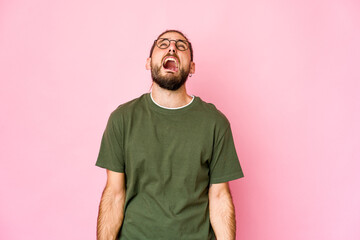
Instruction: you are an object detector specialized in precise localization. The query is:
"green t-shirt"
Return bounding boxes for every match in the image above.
[96,93,244,240]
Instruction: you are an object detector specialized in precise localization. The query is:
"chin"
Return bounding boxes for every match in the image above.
[151,63,190,91]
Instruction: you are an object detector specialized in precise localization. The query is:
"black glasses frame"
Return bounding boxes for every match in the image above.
[154,38,190,51]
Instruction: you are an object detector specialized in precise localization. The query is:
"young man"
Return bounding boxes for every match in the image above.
[96,30,244,240]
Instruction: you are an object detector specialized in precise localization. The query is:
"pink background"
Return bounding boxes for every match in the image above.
[1,0,359,239]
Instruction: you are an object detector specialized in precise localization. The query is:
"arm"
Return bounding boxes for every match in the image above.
[209,182,236,240]
[97,170,126,240]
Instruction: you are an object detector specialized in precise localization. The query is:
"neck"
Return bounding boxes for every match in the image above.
[151,83,192,108]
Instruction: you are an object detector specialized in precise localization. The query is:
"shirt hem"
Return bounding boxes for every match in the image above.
[210,171,244,184]
[95,162,125,173]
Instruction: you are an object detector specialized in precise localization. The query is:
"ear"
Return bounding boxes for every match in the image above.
[145,58,151,70]
[190,62,195,74]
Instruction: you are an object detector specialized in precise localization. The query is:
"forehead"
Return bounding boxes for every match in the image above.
[158,32,187,41]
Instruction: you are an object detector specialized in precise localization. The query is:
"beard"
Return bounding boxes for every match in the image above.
[151,63,190,91]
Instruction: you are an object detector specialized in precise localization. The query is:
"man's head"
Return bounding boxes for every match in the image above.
[149,30,194,61]
[146,30,195,91]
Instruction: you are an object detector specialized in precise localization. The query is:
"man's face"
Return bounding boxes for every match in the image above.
[146,32,195,91]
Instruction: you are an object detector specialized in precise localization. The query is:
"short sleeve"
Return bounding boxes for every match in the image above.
[209,125,244,184]
[95,113,125,173]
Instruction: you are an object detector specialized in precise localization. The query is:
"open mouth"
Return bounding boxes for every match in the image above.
[162,56,179,72]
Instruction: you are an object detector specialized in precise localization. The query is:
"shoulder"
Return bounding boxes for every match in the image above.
[108,94,147,121]
[194,97,230,128]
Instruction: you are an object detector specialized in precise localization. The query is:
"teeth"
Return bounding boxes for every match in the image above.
[164,57,178,67]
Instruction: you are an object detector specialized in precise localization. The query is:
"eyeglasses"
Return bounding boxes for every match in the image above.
[155,38,190,51]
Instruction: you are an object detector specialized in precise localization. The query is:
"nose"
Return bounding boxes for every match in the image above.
[168,41,177,53]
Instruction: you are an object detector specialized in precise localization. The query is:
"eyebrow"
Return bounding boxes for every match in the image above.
[158,38,187,41]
